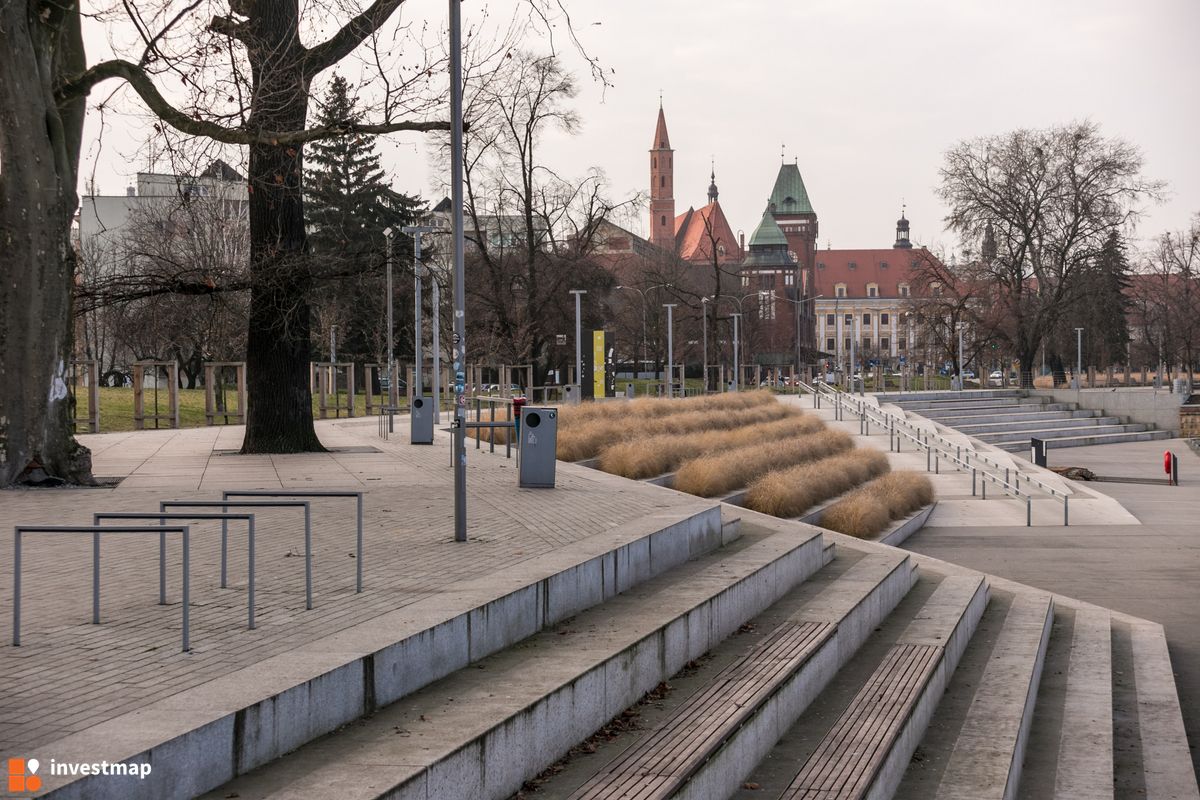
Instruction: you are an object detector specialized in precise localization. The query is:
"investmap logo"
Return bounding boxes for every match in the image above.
[6,756,152,792]
[6,758,42,793]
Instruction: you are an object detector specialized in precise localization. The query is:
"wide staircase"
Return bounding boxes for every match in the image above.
[193,509,1196,800]
[876,389,1171,452]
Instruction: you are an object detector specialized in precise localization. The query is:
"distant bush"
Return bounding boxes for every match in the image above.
[743,448,891,517]
[597,413,826,480]
[672,429,855,498]
[819,471,935,538]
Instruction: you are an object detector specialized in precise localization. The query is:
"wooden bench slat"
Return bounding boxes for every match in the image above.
[782,643,940,799]
[570,621,834,800]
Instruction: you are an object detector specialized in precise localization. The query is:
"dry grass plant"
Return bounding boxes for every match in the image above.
[672,429,855,498]
[557,397,791,462]
[819,471,935,538]
[743,448,891,516]
[556,390,775,428]
[597,413,826,480]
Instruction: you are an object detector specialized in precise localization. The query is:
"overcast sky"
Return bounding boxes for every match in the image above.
[81,0,1200,255]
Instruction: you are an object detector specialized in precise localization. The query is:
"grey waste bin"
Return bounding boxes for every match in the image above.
[518,406,558,488]
[410,396,434,444]
[625,383,635,399]
[563,384,579,405]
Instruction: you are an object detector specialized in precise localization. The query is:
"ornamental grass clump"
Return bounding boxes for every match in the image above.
[672,429,854,498]
[556,396,791,463]
[819,471,935,538]
[597,413,826,480]
[555,389,775,429]
[743,448,891,517]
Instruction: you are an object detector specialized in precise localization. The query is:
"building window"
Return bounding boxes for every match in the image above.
[862,313,871,325]
[844,337,852,352]
[863,338,872,352]
[660,175,665,188]
[785,272,794,285]
[880,261,889,269]
[788,250,798,261]
[899,283,910,297]
[881,337,890,351]
[742,275,749,287]
[661,215,666,226]
[835,284,846,297]
[867,284,878,297]
[844,314,852,325]
[817,262,826,270]
[760,291,776,320]
[899,338,907,351]
[930,281,942,297]
[653,157,657,168]
[881,313,890,326]
[717,244,726,256]
[826,338,836,352]
[826,314,835,325]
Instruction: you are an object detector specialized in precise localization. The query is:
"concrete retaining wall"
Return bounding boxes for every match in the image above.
[1034,388,1183,435]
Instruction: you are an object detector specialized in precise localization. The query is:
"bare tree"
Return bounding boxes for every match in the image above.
[937,121,1162,386]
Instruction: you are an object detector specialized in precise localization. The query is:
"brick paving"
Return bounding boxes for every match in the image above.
[0,418,701,758]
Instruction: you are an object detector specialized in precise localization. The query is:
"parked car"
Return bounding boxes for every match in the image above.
[988,370,1004,386]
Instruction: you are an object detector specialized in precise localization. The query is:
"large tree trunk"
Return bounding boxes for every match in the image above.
[0,1,93,486]
[240,0,323,453]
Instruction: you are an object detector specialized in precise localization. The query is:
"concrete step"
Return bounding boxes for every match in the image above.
[973,423,1147,444]
[894,591,1054,800]
[37,504,737,800]
[891,398,1027,412]
[951,416,1122,436]
[919,404,1079,421]
[921,409,1097,428]
[875,390,1024,403]
[997,428,1172,452]
[197,522,860,800]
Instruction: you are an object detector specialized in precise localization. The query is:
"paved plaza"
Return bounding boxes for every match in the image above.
[0,418,709,759]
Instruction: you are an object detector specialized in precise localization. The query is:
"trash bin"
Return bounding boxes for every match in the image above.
[563,384,579,405]
[411,396,434,444]
[1030,436,1048,467]
[625,383,635,399]
[518,406,558,488]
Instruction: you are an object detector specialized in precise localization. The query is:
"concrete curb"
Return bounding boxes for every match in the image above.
[877,501,937,547]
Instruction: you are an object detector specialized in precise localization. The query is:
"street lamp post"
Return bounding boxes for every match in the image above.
[731,313,742,391]
[1075,327,1084,390]
[664,303,677,398]
[569,289,587,396]
[432,273,442,422]
[701,297,709,393]
[615,283,671,384]
[402,226,435,399]
[774,293,824,384]
[382,228,397,408]
[957,322,965,392]
[449,0,468,542]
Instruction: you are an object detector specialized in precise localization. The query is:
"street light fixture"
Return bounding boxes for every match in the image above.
[615,283,671,382]
[402,225,435,402]
[382,227,397,409]
[1074,327,1084,390]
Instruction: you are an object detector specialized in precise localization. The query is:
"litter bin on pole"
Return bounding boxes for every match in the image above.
[411,396,434,444]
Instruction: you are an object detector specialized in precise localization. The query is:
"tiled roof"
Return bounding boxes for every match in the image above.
[812,248,938,298]
[674,200,741,264]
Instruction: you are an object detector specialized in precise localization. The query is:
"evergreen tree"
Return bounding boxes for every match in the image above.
[306,75,423,371]
[1085,231,1133,368]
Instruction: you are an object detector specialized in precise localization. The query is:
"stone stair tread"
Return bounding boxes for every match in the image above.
[995,430,1170,451]
[1054,608,1114,800]
[198,528,828,800]
[932,592,1054,800]
[1128,621,1200,800]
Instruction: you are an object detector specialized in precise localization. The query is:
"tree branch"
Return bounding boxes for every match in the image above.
[57,60,449,145]
[305,0,407,74]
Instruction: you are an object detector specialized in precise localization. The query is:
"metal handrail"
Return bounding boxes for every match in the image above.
[808,381,1069,526]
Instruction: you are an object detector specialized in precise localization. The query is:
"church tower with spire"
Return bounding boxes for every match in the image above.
[893,206,913,249]
[649,105,675,250]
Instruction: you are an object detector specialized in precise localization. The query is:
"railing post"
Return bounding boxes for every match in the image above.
[1064,496,1069,526]
[1026,497,1032,527]
[972,468,977,496]
[304,503,313,611]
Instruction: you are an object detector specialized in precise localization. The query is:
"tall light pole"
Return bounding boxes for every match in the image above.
[731,312,742,391]
[701,297,709,393]
[1075,327,1084,390]
[957,322,965,392]
[569,289,587,395]
[664,303,677,398]
[432,273,442,422]
[776,293,824,383]
[449,0,468,542]
[402,226,435,398]
[382,228,397,408]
